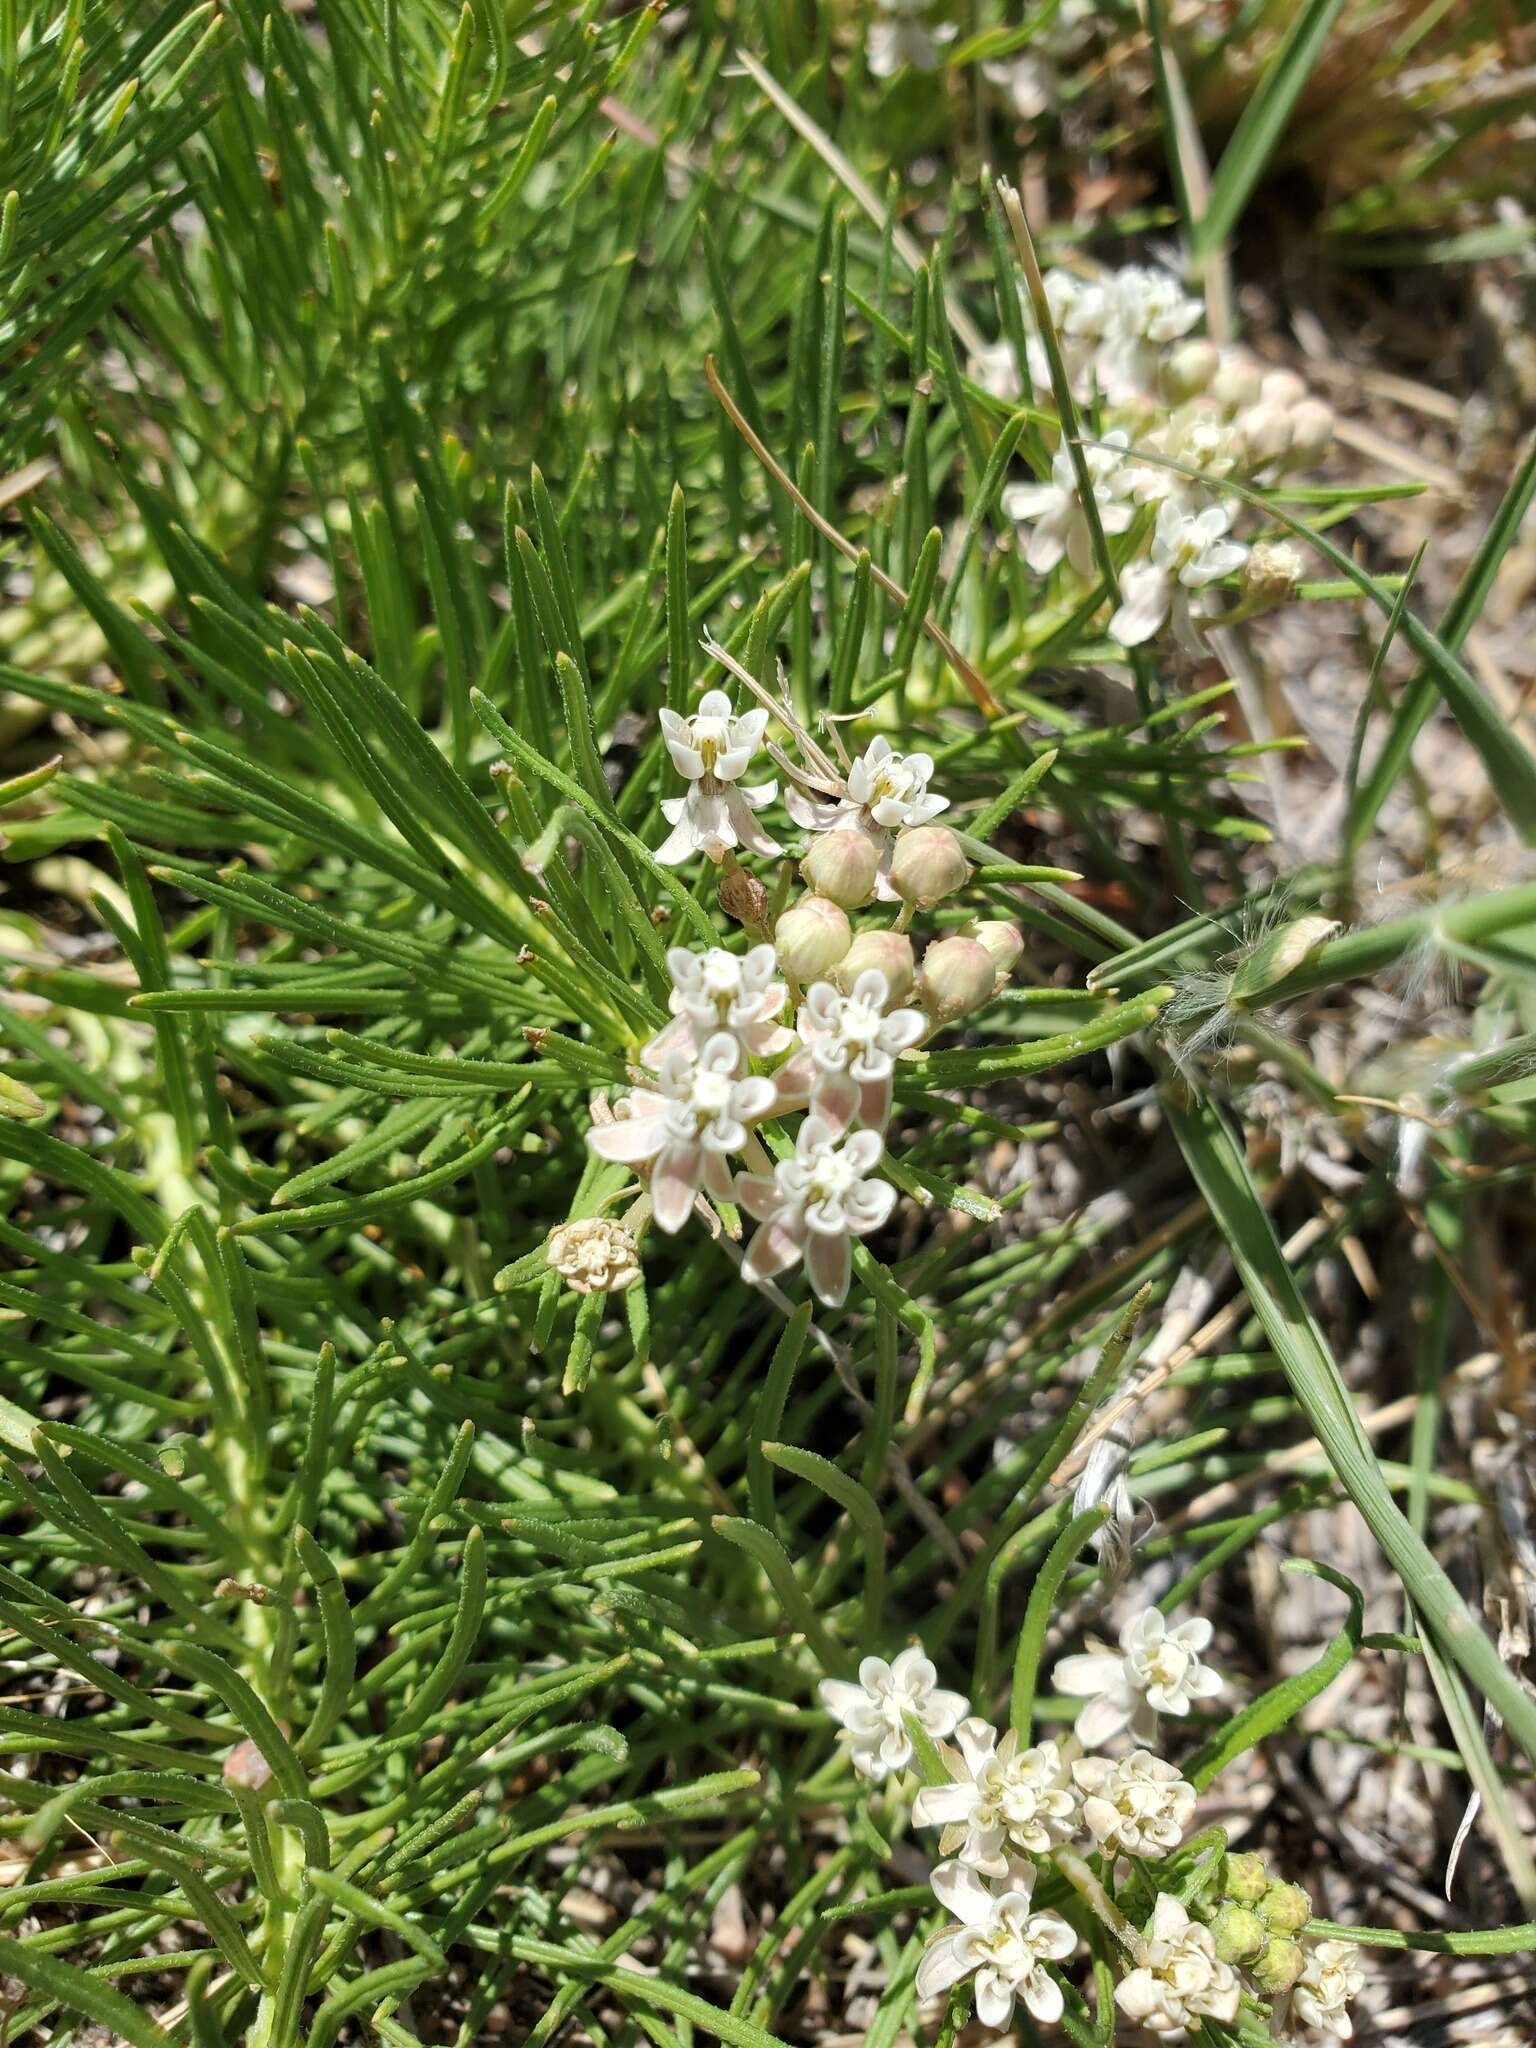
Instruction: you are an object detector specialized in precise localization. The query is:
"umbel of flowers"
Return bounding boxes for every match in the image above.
[974,259,1329,653]
[566,642,1025,1312]
[817,1609,1365,2040]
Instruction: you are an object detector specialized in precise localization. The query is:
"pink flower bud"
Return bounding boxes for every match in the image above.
[918,936,996,1021]
[800,830,879,909]
[972,920,1024,982]
[1233,402,1292,469]
[889,825,970,908]
[1159,338,1218,403]
[774,895,852,980]
[832,929,916,1003]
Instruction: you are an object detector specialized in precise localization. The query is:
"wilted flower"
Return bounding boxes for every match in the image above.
[818,1644,968,1782]
[546,1216,640,1295]
[738,1083,896,1306]
[773,970,925,1130]
[644,943,793,1065]
[915,1858,1076,2029]
[587,1033,776,1234]
[656,688,781,866]
[913,1718,1079,1872]
[1115,1894,1241,2036]
[1293,1939,1365,2038]
[1002,432,1135,579]
[1054,1607,1221,1747]
[1108,498,1248,649]
[1071,1749,1196,1858]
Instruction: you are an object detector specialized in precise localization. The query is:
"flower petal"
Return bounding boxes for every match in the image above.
[806,1228,851,1308]
[930,1860,999,1929]
[651,1145,701,1233]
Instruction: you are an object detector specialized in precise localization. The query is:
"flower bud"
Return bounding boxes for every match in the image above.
[1209,1905,1267,1967]
[775,895,852,981]
[800,830,879,909]
[1233,402,1292,468]
[833,929,916,1003]
[1228,916,1341,1004]
[1286,398,1334,467]
[1251,1936,1305,1996]
[972,920,1024,982]
[224,1736,277,1798]
[1221,1852,1269,1904]
[918,936,995,1021]
[719,864,770,929]
[889,824,970,908]
[1260,367,1308,410]
[1159,338,1219,402]
[1240,539,1304,609]
[1210,354,1263,415]
[1258,1881,1312,1934]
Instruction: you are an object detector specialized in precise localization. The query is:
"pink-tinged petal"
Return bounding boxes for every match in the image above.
[930,1860,998,1929]
[587,1119,664,1164]
[858,1074,893,1131]
[734,1173,781,1222]
[651,1145,701,1233]
[640,1014,692,1066]
[1053,1651,1123,1696]
[914,1933,974,2003]
[742,1220,803,1285]
[912,1781,974,1827]
[784,787,843,832]
[748,1021,797,1058]
[809,1070,859,1136]
[772,1049,815,1111]
[701,1150,735,1201]
[806,1229,851,1307]
[973,1971,1015,2029]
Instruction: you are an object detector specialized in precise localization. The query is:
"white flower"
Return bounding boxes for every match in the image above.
[968,337,1023,403]
[788,734,948,839]
[586,1032,776,1234]
[772,969,925,1130]
[1128,408,1236,507]
[867,7,955,77]
[916,1859,1076,2029]
[655,689,780,866]
[913,1718,1079,1872]
[1002,431,1135,578]
[1095,266,1203,402]
[643,943,794,1065]
[546,1217,640,1295]
[1293,1939,1365,2039]
[1108,499,1248,648]
[1054,1607,1221,1747]
[1115,1894,1241,2037]
[1071,1749,1196,1858]
[818,1645,968,1782]
[737,1085,896,1306]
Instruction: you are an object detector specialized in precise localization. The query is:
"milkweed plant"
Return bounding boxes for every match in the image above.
[0,3,1533,2045]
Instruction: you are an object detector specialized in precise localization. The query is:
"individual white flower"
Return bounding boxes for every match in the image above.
[772,969,925,1130]
[788,733,948,840]
[818,1645,968,1782]
[867,0,955,77]
[1116,1895,1241,2036]
[586,1032,776,1234]
[1071,1749,1196,1858]
[968,337,1024,402]
[737,1082,896,1306]
[1292,1939,1366,2039]
[1095,266,1203,402]
[913,1718,1079,1873]
[643,943,794,1065]
[1054,1607,1222,1747]
[1002,431,1135,578]
[1127,407,1236,508]
[915,1858,1077,2029]
[1108,498,1248,648]
[655,689,781,866]
[545,1217,640,1295]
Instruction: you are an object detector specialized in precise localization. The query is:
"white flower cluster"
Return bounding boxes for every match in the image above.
[573,667,1027,1312]
[814,1620,1368,2036]
[976,261,1334,652]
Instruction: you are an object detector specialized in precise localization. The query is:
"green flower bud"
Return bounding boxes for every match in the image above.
[1211,355,1263,415]
[1208,1904,1267,1967]
[1251,1935,1305,1995]
[800,830,879,910]
[1287,398,1335,468]
[832,929,916,1004]
[775,895,852,981]
[1258,1881,1312,1934]
[1220,1852,1269,1905]
[918,936,995,1022]
[889,824,970,908]
[1227,916,1341,1005]
[972,920,1024,982]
